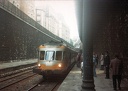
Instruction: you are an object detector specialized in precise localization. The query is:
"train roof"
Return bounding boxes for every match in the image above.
[40,40,78,52]
[44,40,65,46]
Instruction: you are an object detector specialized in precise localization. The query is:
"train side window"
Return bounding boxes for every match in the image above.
[63,51,68,60]
[45,51,55,60]
[56,51,62,60]
[40,51,45,60]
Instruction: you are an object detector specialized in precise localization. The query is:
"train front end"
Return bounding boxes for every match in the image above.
[33,44,68,76]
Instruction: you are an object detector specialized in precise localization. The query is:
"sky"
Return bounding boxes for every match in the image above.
[35,0,79,39]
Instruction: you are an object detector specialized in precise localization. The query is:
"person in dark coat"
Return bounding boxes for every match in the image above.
[110,54,123,90]
[93,53,97,77]
[104,51,110,79]
[76,52,82,68]
[100,53,104,70]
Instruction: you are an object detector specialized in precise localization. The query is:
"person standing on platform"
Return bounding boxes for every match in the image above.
[76,51,82,68]
[93,53,97,77]
[95,54,99,67]
[110,54,123,90]
[104,51,110,79]
[100,53,104,70]
[80,54,83,77]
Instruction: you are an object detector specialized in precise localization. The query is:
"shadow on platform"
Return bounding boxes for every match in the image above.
[57,65,128,91]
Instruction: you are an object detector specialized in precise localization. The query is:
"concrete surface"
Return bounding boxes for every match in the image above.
[58,65,127,91]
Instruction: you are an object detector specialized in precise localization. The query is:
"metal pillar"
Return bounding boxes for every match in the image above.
[81,31,95,91]
[75,0,96,91]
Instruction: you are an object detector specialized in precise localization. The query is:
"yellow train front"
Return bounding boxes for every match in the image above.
[33,41,77,77]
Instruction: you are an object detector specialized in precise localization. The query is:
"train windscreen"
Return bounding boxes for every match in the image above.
[45,51,55,60]
[56,51,62,60]
[40,51,45,60]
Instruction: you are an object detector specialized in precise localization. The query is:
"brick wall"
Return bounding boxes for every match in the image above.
[93,1,128,58]
[92,0,128,80]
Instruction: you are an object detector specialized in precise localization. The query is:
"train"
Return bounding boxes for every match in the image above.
[33,40,78,78]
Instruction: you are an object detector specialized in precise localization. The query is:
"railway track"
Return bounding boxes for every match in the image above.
[27,78,63,91]
[0,62,76,91]
[0,71,39,90]
[27,63,76,91]
[0,70,63,91]
[0,69,33,82]
[0,65,36,78]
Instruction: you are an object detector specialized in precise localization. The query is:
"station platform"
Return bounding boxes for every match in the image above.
[0,59,37,70]
[57,64,128,91]
[0,60,128,91]
[0,59,37,76]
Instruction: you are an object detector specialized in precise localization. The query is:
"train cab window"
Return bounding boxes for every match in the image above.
[45,51,55,60]
[56,51,62,60]
[40,51,45,60]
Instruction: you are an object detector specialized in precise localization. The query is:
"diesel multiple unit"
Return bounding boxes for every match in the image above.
[33,40,77,78]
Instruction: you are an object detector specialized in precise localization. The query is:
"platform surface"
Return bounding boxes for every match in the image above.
[0,59,37,70]
[58,65,127,91]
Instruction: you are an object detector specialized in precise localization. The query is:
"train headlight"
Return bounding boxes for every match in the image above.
[58,63,62,67]
[38,63,41,67]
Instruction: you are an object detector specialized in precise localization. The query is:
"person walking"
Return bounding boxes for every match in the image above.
[104,51,110,79]
[110,54,123,90]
